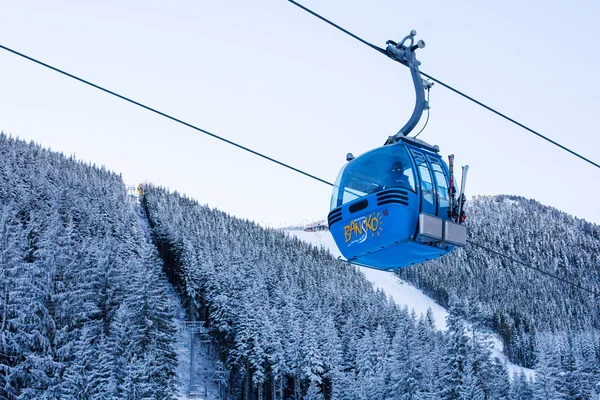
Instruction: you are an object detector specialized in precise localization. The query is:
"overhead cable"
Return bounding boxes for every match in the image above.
[288,0,600,171]
[467,240,598,296]
[0,44,333,188]
[0,43,596,297]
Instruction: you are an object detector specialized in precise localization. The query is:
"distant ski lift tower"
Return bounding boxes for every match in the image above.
[126,186,139,205]
[213,361,229,399]
[185,320,211,398]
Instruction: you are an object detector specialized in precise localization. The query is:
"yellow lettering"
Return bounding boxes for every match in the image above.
[371,216,379,232]
[349,220,359,236]
[344,215,381,244]
[365,215,374,232]
[361,214,380,234]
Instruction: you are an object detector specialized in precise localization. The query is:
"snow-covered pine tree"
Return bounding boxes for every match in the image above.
[0,134,178,398]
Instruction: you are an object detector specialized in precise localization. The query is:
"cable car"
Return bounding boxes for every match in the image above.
[327,31,468,271]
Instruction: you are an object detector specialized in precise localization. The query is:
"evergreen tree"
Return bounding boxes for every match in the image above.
[389,318,423,400]
[489,358,511,400]
[460,362,485,400]
[532,344,560,400]
[510,370,533,400]
[0,135,178,398]
[438,299,469,400]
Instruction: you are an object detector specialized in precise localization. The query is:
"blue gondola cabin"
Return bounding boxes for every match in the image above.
[328,137,466,271]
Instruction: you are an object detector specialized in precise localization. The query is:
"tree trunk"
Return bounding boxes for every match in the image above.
[244,360,251,400]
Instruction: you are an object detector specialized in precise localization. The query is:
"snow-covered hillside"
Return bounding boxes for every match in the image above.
[0,134,179,398]
[285,228,534,379]
[145,185,538,398]
[134,204,220,400]
[287,230,448,330]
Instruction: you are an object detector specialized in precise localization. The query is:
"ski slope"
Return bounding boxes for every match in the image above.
[285,228,535,379]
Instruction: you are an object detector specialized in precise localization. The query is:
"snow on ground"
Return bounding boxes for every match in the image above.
[133,203,221,399]
[167,285,221,400]
[289,230,449,331]
[136,199,534,383]
[286,228,535,379]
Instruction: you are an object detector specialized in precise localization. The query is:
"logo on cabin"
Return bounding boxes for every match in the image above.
[343,212,385,246]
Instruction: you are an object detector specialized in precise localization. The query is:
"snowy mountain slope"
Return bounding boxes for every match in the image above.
[6,133,598,397]
[134,203,220,400]
[0,134,179,398]
[143,186,536,399]
[399,195,600,369]
[287,230,449,331]
[168,286,221,400]
[285,228,535,379]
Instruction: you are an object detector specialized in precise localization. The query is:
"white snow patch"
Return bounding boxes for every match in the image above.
[264,217,327,230]
[286,229,535,380]
[489,336,534,379]
[503,198,520,206]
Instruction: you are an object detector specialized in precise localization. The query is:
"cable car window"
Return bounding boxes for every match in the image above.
[330,145,416,209]
[411,151,436,214]
[418,166,435,202]
[428,158,450,217]
[434,171,449,203]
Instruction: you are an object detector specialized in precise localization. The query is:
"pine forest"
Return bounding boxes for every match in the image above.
[0,133,599,399]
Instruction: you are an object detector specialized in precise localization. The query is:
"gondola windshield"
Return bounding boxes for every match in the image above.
[330,145,416,210]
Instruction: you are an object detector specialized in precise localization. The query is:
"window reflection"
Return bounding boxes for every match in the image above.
[429,158,449,216]
[330,145,416,210]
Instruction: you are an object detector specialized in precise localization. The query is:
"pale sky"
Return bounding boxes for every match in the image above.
[1,0,599,226]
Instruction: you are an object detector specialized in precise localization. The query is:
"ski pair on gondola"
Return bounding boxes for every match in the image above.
[328,31,468,271]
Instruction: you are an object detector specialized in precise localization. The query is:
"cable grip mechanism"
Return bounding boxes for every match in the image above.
[385,30,425,67]
[385,30,429,143]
